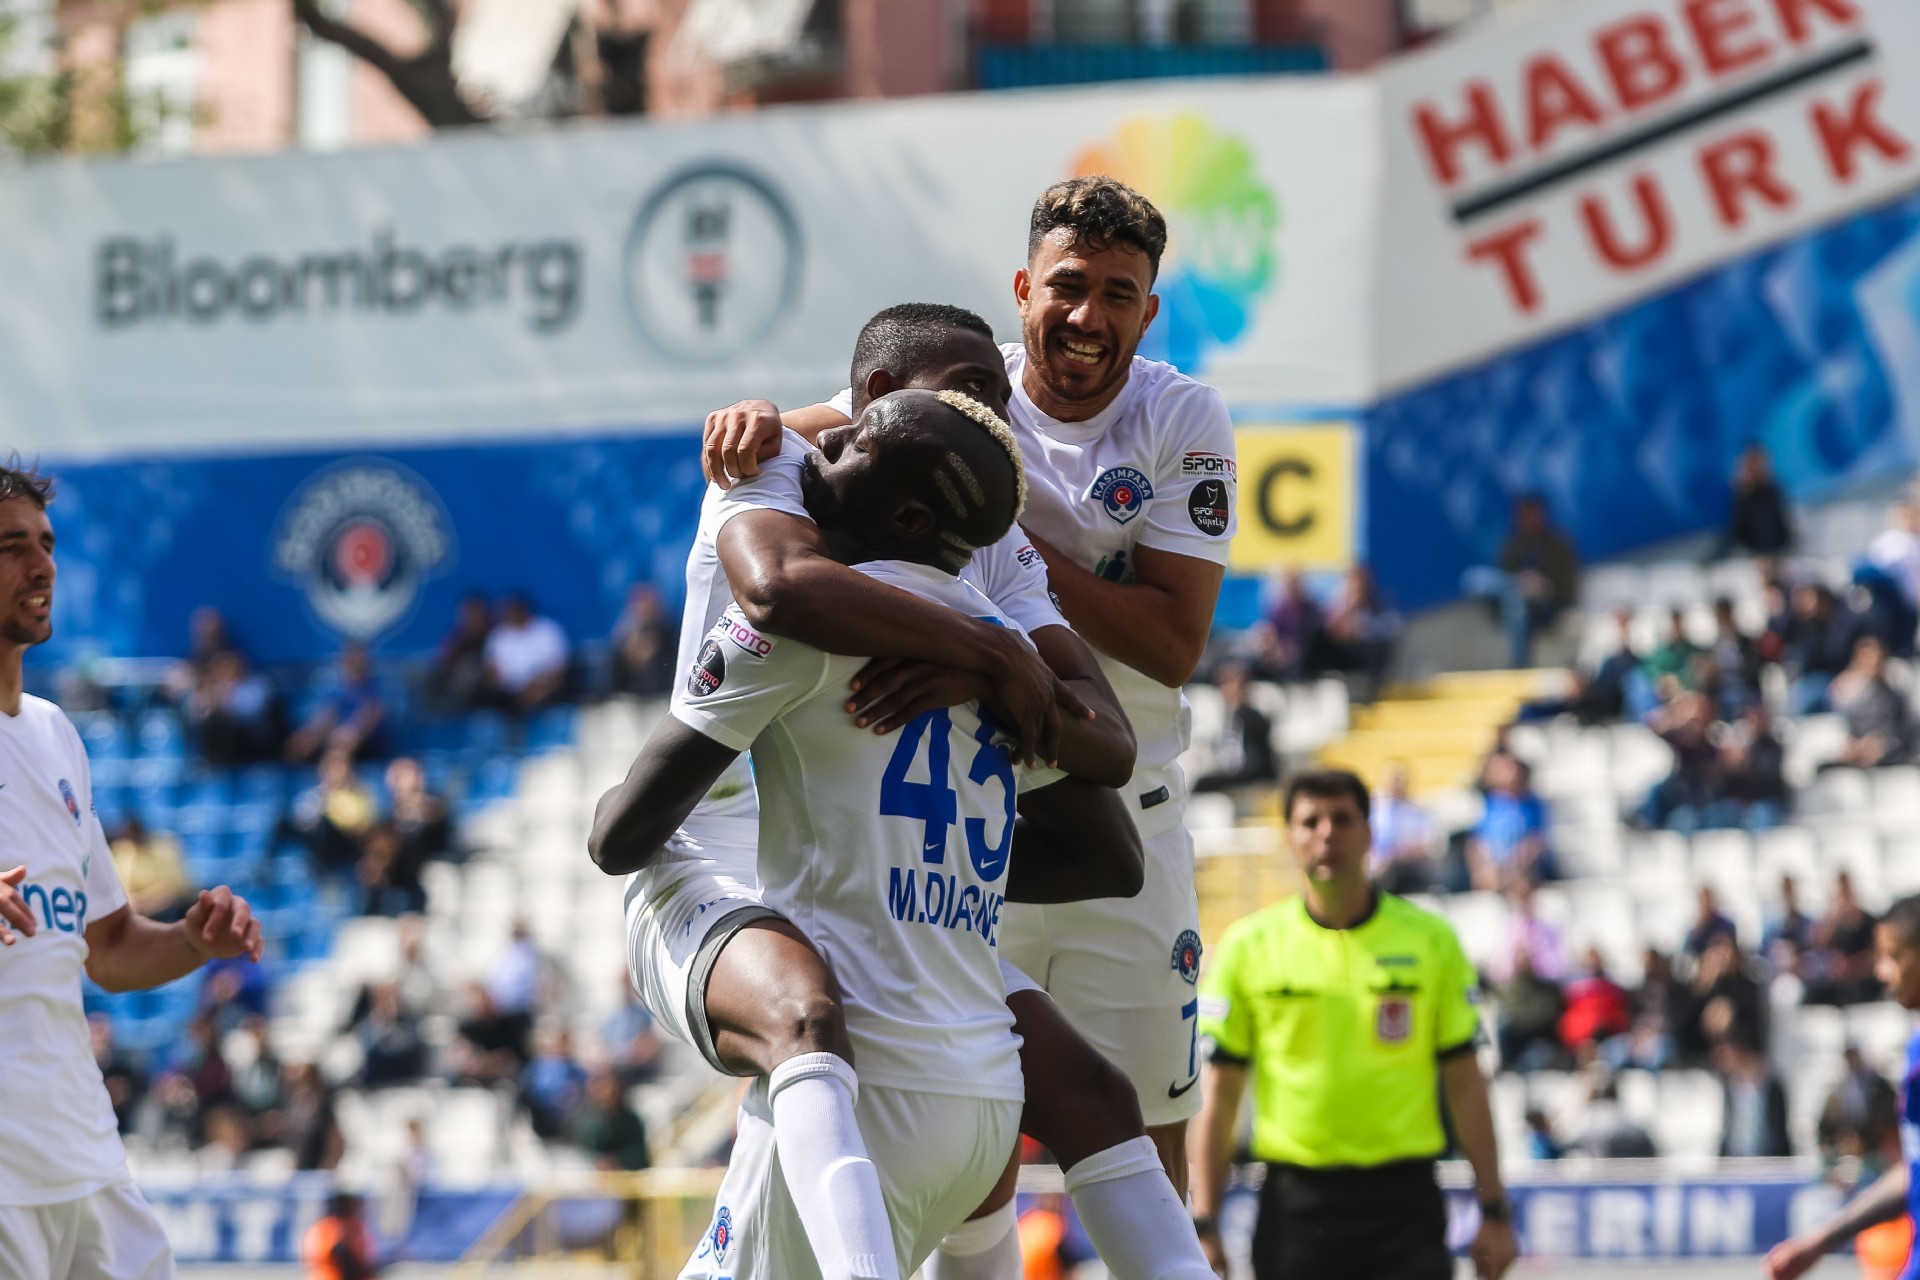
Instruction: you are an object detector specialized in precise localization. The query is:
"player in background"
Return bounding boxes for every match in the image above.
[0,464,265,1280]
[590,389,1143,1280]
[1764,893,1920,1280]
[618,322,1215,1280]
[704,178,1236,1205]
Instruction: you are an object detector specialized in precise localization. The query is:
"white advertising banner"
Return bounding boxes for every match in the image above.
[0,77,1377,457]
[1375,0,1920,390]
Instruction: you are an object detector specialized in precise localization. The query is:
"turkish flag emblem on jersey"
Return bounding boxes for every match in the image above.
[1377,996,1413,1045]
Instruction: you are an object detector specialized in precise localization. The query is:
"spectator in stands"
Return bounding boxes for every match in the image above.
[1559,947,1633,1062]
[483,593,570,713]
[109,813,195,921]
[1495,947,1565,1073]
[1720,442,1794,560]
[228,1014,283,1124]
[269,1062,343,1171]
[1369,762,1435,894]
[1523,1109,1563,1160]
[1829,636,1916,769]
[285,746,379,877]
[1763,875,1814,961]
[1714,1033,1792,1158]
[1640,607,1701,693]
[90,1014,146,1135]
[1683,886,1739,960]
[353,981,429,1087]
[449,984,531,1085]
[1488,882,1568,983]
[189,649,286,766]
[1192,662,1278,798]
[1248,569,1323,683]
[1636,692,1723,832]
[198,1106,253,1173]
[1603,949,1678,1072]
[1465,493,1581,668]
[520,1025,589,1140]
[1316,563,1402,700]
[1781,582,1861,714]
[1817,1044,1900,1171]
[1468,754,1554,891]
[167,605,239,702]
[609,583,678,697]
[302,1191,379,1280]
[601,977,664,1088]
[1677,935,1764,1061]
[429,592,493,713]
[487,920,542,1028]
[286,643,387,765]
[1714,702,1789,831]
[1708,597,1766,710]
[356,824,426,917]
[1805,871,1881,1006]
[574,1067,651,1173]
[201,949,273,1029]
[386,756,456,867]
[1864,501,1920,653]
[1518,607,1644,724]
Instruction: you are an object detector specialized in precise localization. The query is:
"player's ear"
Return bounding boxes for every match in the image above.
[892,498,937,542]
[1013,268,1032,310]
[1139,291,1160,336]
[865,369,895,402]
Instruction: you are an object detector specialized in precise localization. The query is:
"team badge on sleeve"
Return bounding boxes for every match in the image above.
[58,778,81,823]
[696,1204,733,1264]
[688,638,727,698]
[1090,467,1153,525]
[1377,996,1413,1044]
[1171,929,1203,984]
[1188,480,1231,537]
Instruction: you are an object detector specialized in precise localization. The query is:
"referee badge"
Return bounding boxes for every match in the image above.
[1377,996,1412,1045]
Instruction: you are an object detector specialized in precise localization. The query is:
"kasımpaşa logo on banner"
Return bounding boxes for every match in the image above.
[272,462,454,639]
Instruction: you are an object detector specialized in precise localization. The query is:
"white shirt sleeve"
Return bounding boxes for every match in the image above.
[969,529,1069,638]
[825,388,855,419]
[708,430,814,532]
[1137,381,1239,567]
[64,717,128,918]
[1015,761,1069,794]
[670,610,835,752]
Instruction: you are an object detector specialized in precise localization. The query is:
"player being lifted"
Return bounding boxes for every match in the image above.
[599,307,1213,1280]
[0,464,265,1280]
[707,179,1236,1217]
[595,389,1149,1279]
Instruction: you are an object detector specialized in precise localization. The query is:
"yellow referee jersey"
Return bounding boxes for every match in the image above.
[1197,892,1481,1168]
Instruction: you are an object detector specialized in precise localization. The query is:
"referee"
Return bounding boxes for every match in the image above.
[1190,769,1518,1280]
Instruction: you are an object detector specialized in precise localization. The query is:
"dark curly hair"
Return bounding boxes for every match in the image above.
[0,456,53,509]
[1027,176,1168,281]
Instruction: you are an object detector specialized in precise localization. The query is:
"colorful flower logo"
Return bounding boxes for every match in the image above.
[1072,114,1278,373]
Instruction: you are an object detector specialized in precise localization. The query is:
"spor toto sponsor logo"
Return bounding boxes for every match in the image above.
[1072,114,1277,374]
[624,163,803,361]
[272,462,454,640]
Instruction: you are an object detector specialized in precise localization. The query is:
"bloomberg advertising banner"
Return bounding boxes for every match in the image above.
[1376,0,1920,389]
[0,78,1375,458]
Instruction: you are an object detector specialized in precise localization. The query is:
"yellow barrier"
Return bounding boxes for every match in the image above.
[453,1167,726,1279]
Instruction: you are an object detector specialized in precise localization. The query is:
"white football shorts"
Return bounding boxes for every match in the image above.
[0,1174,174,1280]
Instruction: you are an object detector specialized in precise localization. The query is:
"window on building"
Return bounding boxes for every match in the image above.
[123,10,198,155]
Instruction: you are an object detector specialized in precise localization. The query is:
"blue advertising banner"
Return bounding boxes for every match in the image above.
[1366,188,1920,611]
[140,1176,517,1264]
[31,430,708,667]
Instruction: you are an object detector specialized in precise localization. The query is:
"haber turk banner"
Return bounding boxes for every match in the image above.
[1375,0,1920,389]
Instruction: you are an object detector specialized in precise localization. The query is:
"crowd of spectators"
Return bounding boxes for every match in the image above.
[1226,564,1405,701]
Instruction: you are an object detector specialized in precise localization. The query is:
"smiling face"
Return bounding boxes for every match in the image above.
[1015,228,1159,422]
[0,498,55,649]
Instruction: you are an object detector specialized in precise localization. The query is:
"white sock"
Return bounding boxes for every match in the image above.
[924,1200,1021,1280]
[767,1053,901,1280]
[1065,1136,1216,1280]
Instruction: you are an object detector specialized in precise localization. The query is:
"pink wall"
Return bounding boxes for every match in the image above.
[845,0,951,99]
[1299,0,1401,70]
[193,0,294,153]
[346,0,433,145]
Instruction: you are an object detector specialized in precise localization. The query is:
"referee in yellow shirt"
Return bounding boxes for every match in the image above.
[1191,769,1518,1280]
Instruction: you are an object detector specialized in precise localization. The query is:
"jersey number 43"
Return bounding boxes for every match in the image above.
[879,709,1015,884]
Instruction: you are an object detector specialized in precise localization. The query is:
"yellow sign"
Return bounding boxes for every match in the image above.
[1229,424,1355,572]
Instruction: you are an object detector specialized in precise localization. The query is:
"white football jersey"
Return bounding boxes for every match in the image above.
[833,346,1238,835]
[0,696,131,1206]
[671,560,1055,1102]
[670,428,1066,841]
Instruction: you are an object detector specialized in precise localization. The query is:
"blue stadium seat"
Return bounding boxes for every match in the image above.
[528,707,577,752]
[136,711,185,758]
[236,765,292,807]
[183,774,236,808]
[471,755,519,804]
[71,711,128,760]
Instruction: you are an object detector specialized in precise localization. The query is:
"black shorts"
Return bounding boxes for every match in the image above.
[1251,1159,1453,1280]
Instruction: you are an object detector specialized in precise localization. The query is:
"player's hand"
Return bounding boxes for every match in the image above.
[980,631,1090,768]
[1470,1218,1518,1280]
[0,865,37,945]
[1196,1224,1227,1277]
[1761,1235,1827,1280]
[702,399,785,489]
[183,886,265,963]
[847,659,991,734]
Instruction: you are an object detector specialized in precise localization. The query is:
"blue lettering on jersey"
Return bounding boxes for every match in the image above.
[17,881,90,935]
[885,868,1005,946]
[1903,1030,1920,1260]
[878,709,1015,947]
